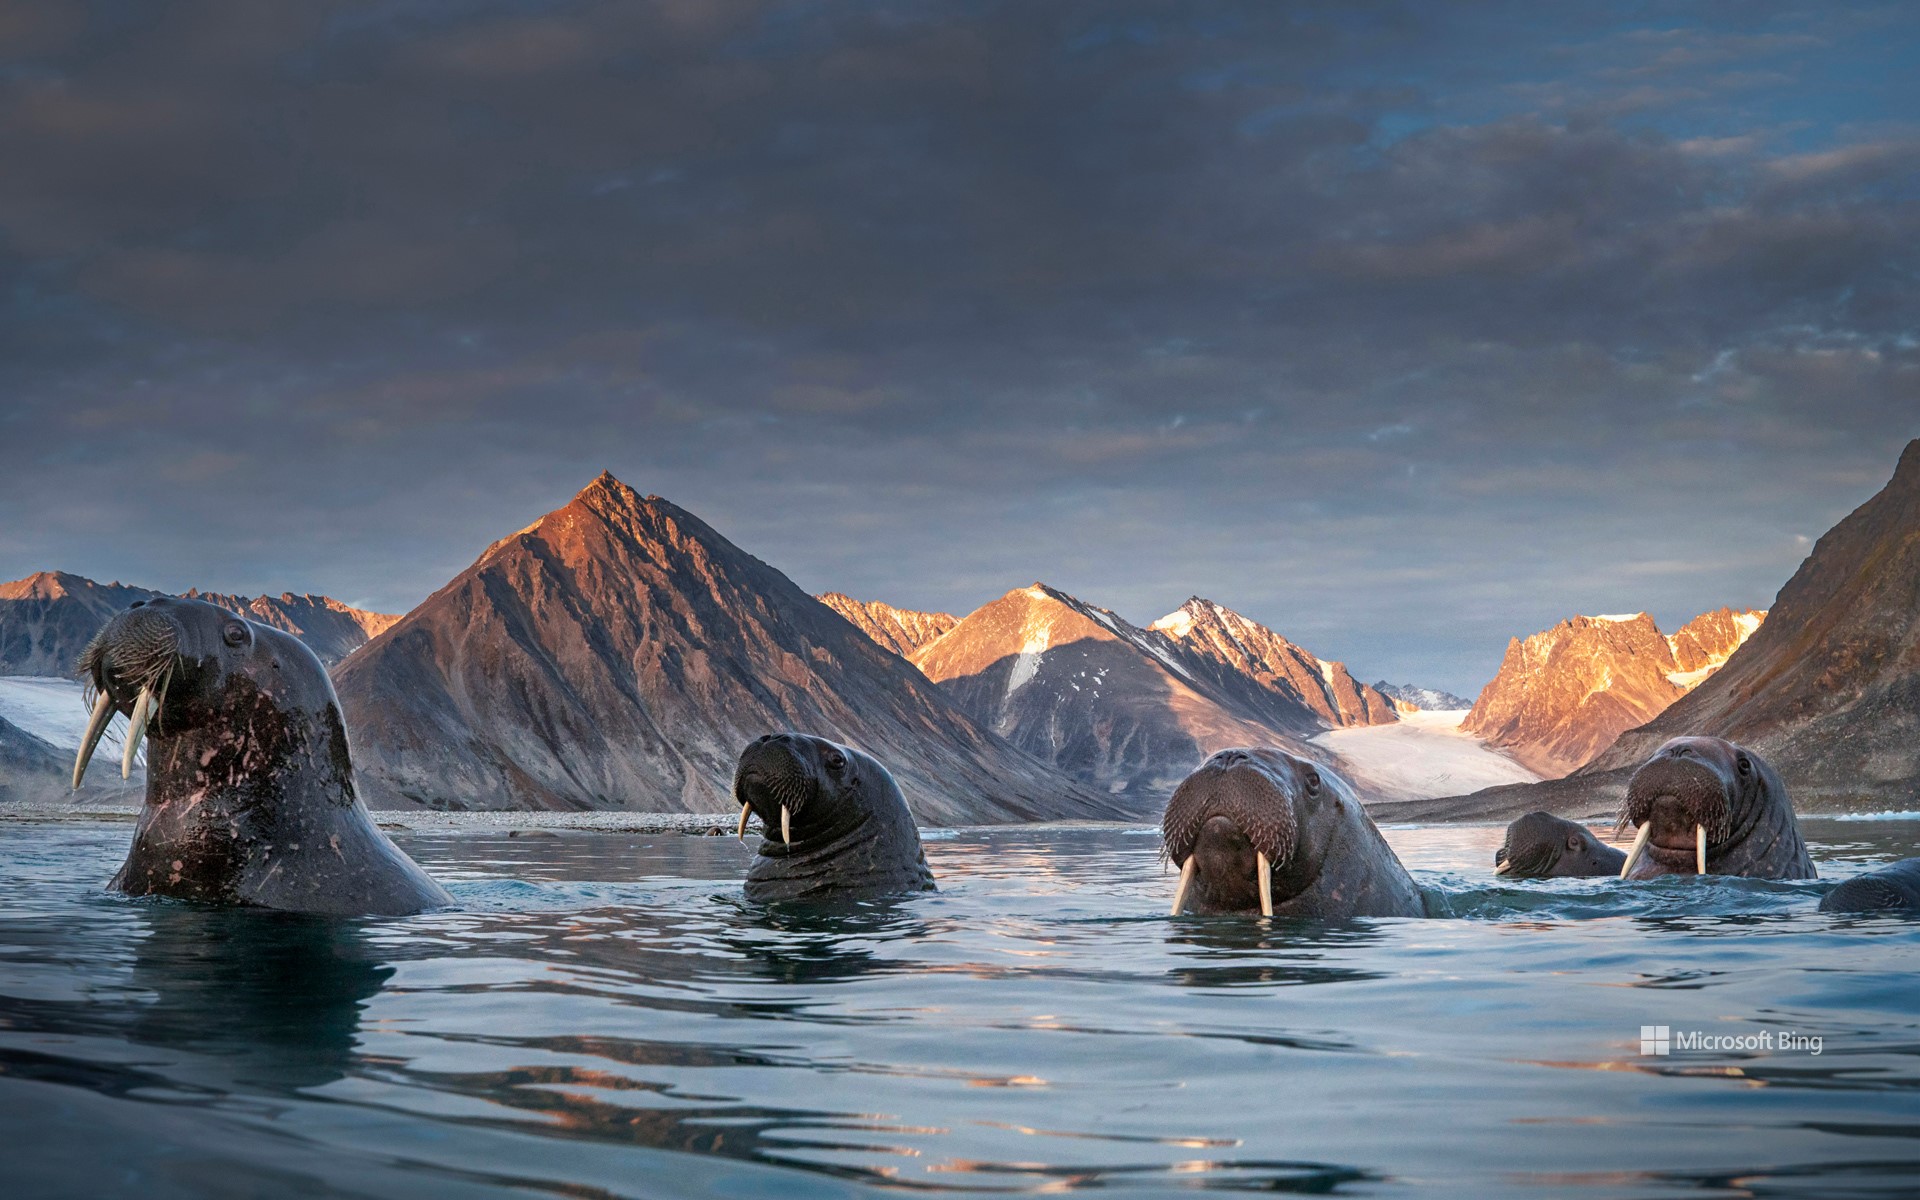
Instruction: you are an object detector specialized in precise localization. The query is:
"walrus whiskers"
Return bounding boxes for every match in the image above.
[72,690,115,790]
[1620,822,1653,879]
[1697,826,1708,876]
[1256,852,1274,917]
[1169,856,1196,915]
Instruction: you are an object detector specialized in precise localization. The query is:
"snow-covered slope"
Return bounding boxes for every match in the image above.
[0,675,145,802]
[1371,681,1473,713]
[1313,709,1540,804]
[0,676,92,747]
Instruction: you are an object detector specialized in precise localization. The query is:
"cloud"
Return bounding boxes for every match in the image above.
[0,1,1914,694]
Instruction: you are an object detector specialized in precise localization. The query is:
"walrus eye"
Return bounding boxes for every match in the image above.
[222,621,249,647]
[1304,770,1320,795]
[1567,834,1582,851]
[824,750,846,771]
[1736,755,1751,776]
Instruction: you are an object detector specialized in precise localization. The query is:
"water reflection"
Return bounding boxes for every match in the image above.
[1,820,1918,1196]
[127,907,391,1093]
[1162,918,1385,990]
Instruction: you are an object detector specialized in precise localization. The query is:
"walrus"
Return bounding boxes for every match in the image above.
[733,732,936,903]
[74,596,450,915]
[1617,736,1815,881]
[1819,859,1920,914]
[1494,811,1627,878]
[1162,747,1425,918]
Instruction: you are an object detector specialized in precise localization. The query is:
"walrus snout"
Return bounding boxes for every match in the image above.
[732,733,822,845]
[73,601,187,789]
[1619,741,1739,877]
[1163,748,1308,916]
[1163,756,1300,865]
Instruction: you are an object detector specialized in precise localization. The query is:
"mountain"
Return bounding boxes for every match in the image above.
[0,712,66,804]
[1666,606,1767,687]
[1149,598,1396,727]
[1461,608,1765,777]
[0,573,166,677]
[1578,439,1920,806]
[1372,682,1473,712]
[909,585,1326,797]
[817,593,957,659]
[186,591,402,665]
[0,571,399,673]
[331,474,1124,821]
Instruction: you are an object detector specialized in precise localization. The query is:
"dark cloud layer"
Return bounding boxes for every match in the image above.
[2,1,1915,693]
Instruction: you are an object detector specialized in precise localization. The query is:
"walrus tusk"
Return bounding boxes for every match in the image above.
[1169,856,1196,916]
[73,690,115,790]
[1696,825,1708,876]
[1257,851,1274,917]
[781,805,791,845]
[737,803,750,840]
[121,684,155,780]
[1619,822,1653,879]
[1494,859,1515,876]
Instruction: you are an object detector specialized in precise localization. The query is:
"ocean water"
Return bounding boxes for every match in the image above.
[2,817,1918,1198]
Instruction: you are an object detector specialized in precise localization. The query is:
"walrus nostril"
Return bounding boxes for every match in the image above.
[129,600,145,609]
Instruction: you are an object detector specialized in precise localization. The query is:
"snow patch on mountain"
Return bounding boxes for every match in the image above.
[1150,607,1195,638]
[1006,622,1053,697]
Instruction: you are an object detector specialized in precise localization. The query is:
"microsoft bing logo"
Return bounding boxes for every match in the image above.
[1641,1025,1671,1056]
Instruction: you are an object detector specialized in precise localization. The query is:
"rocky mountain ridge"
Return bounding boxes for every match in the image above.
[332,474,1127,821]
[908,585,1372,796]
[0,570,398,673]
[1398,440,1920,822]
[1578,440,1920,803]
[1149,598,1397,729]
[1372,681,1473,712]
[1461,607,1765,777]
[816,593,958,658]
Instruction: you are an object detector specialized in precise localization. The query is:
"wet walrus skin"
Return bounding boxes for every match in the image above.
[75,596,450,915]
[1162,748,1425,918]
[1495,811,1626,879]
[1820,859,1920,913]
[1617,736,1815,881]
[735,733,936,903]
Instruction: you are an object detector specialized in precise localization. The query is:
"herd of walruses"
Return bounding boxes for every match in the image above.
[70,597,1918,918]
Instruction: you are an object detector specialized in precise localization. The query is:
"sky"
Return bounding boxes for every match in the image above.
[2,1,1916,696]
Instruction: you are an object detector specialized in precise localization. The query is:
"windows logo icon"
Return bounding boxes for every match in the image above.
[1641,1025,1671,1056]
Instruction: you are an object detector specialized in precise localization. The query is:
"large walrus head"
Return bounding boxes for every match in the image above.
[1162,747,1349,916]
[1495,811,1626,879]
[733,732,866,848]
[73,595,349,797]
[1617,736,1778,878]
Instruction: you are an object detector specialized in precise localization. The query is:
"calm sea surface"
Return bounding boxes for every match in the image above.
[3,817,1918,1198]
